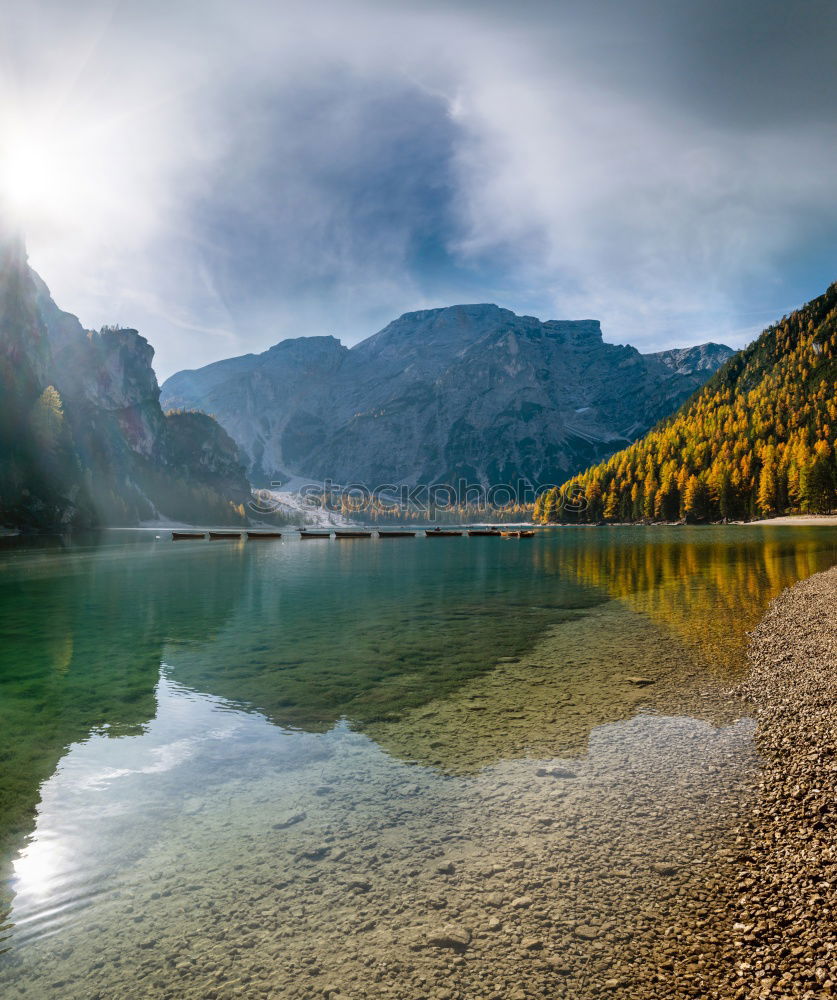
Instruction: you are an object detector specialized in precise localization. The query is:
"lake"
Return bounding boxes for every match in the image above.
[2,525,836,999]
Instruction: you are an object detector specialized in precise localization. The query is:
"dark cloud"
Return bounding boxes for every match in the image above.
[445,0,837,126]
[192,74,460,330]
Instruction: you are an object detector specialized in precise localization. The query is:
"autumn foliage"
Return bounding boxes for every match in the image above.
[535,282,837,523]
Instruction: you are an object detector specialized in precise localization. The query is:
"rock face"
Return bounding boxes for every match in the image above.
[161,304,733,488]
[0,231,250,530]
[644,342,736,375]
[163,335,349,483]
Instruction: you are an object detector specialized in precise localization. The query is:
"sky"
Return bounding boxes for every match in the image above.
[1,0,835,380]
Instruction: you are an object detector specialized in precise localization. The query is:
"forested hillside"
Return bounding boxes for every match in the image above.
[535,283,837,523]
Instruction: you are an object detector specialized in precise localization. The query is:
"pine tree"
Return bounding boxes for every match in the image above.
[801,454,835,513]
[603,485,619,521]
[586,480,604,521]
[31,385,64,453]
[683,475,710,521]
[542,489,559,523]
[756,459,779,516]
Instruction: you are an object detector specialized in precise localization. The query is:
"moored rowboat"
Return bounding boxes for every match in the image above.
[172,531,205,540]
[246,531,282,539]
[425,528,463,537]
[300,530,331,539]
[209,531,242,540]
[467,529,502,536]
[335,530,373,538]
[378,530,417,537]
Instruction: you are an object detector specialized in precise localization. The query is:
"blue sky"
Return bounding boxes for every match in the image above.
[2,0,835,379]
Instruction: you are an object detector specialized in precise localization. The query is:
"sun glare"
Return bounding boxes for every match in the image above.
[12,833,64,901]
[0,117,103,234]
[2,144,53,219]
[1,125,73,228]
[0,101,162,254]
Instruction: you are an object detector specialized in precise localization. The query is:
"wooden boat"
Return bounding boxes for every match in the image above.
[300,530,331,539]
[502,530,521,537]
[172,531,205,540]
[519,530,535,538]
[377,530,417,537]
[246,531,282,539]
[501,529,535,538]
[335,530,373,539]
[425,528,463,537]
[209,531,242,540]
[467,528,502,536]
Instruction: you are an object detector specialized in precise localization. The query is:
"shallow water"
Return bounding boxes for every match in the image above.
[1,525,836,998]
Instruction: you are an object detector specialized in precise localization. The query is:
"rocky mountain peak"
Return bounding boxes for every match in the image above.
[161,303,735,489]
[355,304,516,361]
[265,334,345,356]
[262,335,348,371]
[646,342,736,376]
[541,319,603,346]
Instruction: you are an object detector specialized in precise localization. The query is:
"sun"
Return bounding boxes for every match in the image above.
[0,81,175,257]
[2,143,54,220]
[0,104,151,246]
[0,116,100,234]
[1,125,70,228]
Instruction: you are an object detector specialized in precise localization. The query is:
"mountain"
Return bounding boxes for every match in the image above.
[161,304,733,490]
[535,282,837,523]
[644,342,738,375]
[0,232,250,531]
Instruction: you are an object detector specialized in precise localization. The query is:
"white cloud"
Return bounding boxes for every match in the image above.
[2,0,835,376]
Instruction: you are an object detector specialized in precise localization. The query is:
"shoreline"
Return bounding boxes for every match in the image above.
[647,565,837,997]
[537,514,837,528]
[724,565,837,995]
[743,513,837,526]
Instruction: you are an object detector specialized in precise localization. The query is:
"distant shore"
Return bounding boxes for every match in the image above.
[538,514,837,528]
[744,513,837,526]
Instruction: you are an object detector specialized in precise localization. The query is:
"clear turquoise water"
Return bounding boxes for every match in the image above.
[1,525,836,998]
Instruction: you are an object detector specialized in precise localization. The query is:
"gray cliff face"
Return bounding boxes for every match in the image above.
[161,305,735,489]
[645,343,736,376]
[162,335,348,481]
[0,230,250,529]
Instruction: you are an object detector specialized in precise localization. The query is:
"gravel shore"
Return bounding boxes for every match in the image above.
[722,565,837,997]
[567,564,837,999]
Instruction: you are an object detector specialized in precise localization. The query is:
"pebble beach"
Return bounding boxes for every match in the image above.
[723,565,837,997]
[641,564,837,998]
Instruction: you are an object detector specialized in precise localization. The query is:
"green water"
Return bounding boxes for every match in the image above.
[1,525,836,998]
